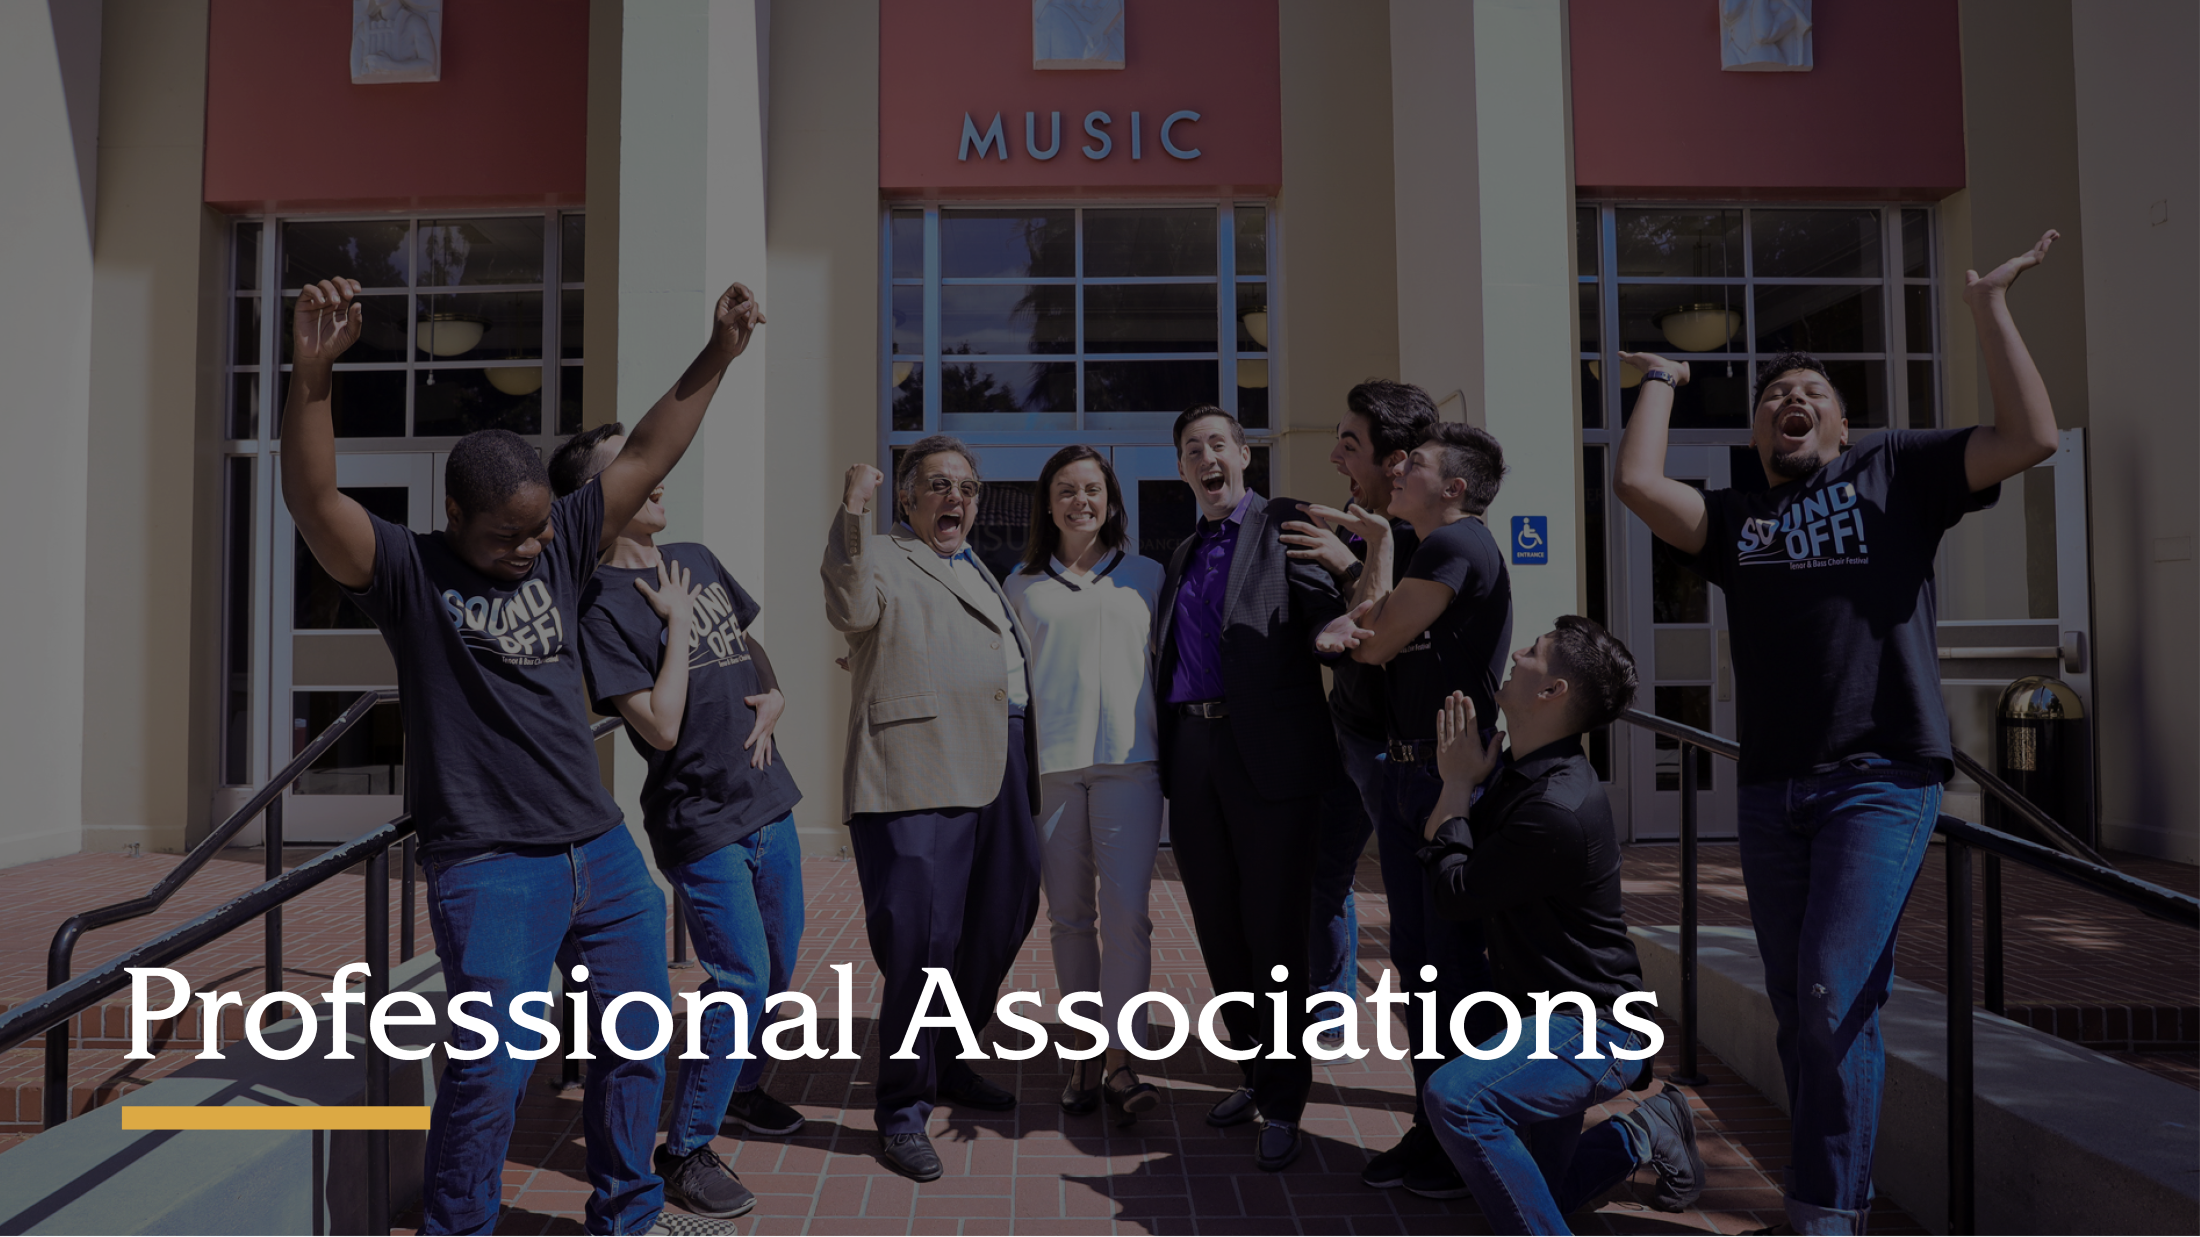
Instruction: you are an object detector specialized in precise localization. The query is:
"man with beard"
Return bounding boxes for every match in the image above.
[1611,231,2063,1235]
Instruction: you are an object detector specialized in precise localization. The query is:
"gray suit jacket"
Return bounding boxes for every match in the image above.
[821,507,1041,820]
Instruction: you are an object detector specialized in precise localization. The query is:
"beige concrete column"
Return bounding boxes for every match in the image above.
[82,0,214,857]
[0,3,98,867]
[762,0,878,854]
[1276,0,1400,503]
[1472,0,1581,641]
[609,0,780,866]
[2070,0,2199,861]
[1390,1,1483,429]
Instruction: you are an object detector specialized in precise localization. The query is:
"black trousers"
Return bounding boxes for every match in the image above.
[848,714,1042,1135]
[1167,713,1318,1122]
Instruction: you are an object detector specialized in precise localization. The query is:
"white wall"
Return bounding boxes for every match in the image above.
[0,1,97,866]
[2070,0,2200,861]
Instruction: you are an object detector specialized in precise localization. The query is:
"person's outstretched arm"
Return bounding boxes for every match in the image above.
[1963,230,2063,491]
[280,279,377,589]
[594,283,765,554]
[1610,356,1709,555]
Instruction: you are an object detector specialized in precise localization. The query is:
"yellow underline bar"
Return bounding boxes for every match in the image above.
[120,1106,432,1131]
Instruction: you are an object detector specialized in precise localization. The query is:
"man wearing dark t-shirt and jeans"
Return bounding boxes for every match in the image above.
[552,424,806,1222]
[1613,232,2064,1234]
[1313,421,1513,1198]
[281,276,764,1236]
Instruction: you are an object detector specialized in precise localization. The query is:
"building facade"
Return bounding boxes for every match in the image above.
[2,0,2193,871]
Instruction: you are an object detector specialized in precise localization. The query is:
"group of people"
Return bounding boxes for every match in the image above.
[278,224,2063,1236]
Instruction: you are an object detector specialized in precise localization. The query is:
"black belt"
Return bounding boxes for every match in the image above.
[1387,738,1438,763]
[1176,700,1229,719]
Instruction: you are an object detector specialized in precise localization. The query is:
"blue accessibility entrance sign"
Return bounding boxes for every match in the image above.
[1511,516,1549,565]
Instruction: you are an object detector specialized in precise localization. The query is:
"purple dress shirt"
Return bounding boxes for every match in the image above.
[1167,491,1256,704]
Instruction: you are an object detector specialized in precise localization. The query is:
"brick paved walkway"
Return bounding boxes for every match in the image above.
[2,829,2188,1231]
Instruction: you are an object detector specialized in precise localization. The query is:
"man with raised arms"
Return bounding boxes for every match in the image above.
[1612,232,2062,1234]
[282,277,761,1236]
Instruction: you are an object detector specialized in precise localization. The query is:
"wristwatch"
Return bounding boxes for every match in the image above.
[1641,368,1680,389]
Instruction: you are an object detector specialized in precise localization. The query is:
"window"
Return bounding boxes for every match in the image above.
[1576,205,1937,432]
[226,211,587,442]
[885,204,1272,438]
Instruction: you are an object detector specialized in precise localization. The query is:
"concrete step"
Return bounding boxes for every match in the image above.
[0,952,447,1235]
[1633,924,2200,1235]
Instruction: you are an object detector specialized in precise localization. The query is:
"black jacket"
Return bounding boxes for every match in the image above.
[1418,735,1645,1013]
[1151,492,1346,802]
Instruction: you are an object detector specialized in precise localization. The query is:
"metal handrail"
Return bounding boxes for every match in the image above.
[0,817,418,1060]
[10,701,623,1234]
[1614,709,2200,1236]
[40,688,398,1128]
[1949,747,2111,868]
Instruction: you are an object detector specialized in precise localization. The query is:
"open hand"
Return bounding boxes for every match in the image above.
[1964,229,2058,305]
[294,278,364,366]
[844,463,885,515]
[1300,501,1390,546]
[1315,600,1377,658]
[634,558,700,635]
[742,688,784,768]
[1616,351,1688,387]
[1435,690,1502,798]
[709,282,766,360]
[1281,509,1356,578]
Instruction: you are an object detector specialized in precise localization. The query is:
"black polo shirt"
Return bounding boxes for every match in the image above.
[1418,734,1643,1015]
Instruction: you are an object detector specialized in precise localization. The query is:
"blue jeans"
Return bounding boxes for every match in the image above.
[1738,758,1942,1235]
[662,814,805,1156]
[423,825,670,1235]
[1425,1016,1649,1235]
[1309,725,1381,997]
[1374,756,1494,1124]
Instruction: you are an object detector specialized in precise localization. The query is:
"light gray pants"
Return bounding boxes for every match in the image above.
[1037,761,1163,1052]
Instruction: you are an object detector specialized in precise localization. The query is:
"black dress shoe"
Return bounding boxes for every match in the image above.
[1254,1119,1302,1171]
[1060,1071,1099,1116]
[1101,1065,1161,1118]
[939,1067,1018,1112]
[1205,1086,1258,1128]
[880,1131,944,1182]
[1362,1121,1438,1188]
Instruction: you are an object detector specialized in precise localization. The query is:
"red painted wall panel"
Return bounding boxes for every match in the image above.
[204,0,588,213]
[879,0,1280,197]
[1571,0,1965,200]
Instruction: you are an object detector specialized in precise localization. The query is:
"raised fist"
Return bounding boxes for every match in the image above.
[294,278,364,366]
[844,463,885,515]
[710,283,766,360]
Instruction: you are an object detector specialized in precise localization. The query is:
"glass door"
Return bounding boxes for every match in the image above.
[1621,445,1738,839]
[269,451,436,840]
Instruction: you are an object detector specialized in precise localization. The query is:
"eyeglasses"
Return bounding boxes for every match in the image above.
[922,476,983,499]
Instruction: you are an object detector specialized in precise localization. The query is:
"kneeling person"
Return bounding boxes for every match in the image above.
[556,425,807,1223]
[1417,619,1703,1233]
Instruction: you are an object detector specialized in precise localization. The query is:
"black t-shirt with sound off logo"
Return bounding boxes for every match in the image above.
[1680,428,1998,785]
[347,482,624,858]
[578,543,802,870]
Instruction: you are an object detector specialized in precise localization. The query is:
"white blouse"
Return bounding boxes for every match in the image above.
[1004,549,1165,776]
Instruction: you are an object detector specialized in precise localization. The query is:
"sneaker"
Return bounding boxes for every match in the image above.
[652,1144,757,1220]
[1361,1121,1438,1188]
[647,1211,746,1236]
[724,1086,806,1136]
[1618,1086,1705,1212]
[1402,1154,1472,1200]
[1317,1026,1346,1052]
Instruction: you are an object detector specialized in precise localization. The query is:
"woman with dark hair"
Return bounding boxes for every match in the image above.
[1003,445,1168,1120]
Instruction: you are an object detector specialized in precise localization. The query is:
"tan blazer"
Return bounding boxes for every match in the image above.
[821,508,1040,820]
